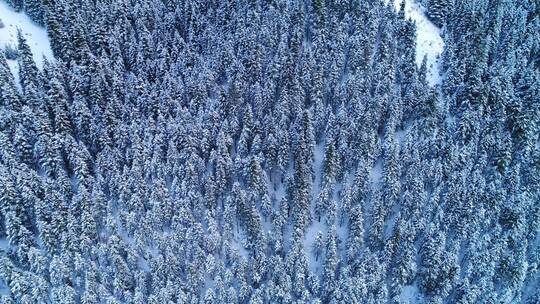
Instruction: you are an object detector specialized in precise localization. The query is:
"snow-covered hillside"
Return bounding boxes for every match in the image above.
[1,0,538,302]
[0,0,53,81]
[387,0,444,86]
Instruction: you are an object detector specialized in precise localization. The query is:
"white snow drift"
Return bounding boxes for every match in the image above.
[387,0,445,86]
[0,0,53,82]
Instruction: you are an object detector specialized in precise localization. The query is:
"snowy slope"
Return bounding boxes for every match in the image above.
[0,3,52,295]
[400,284,423,303]
[0,0,53,81]
[387,0,444,86]
[0,239,9,297]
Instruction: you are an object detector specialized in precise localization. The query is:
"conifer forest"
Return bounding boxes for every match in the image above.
[0,0,539,303]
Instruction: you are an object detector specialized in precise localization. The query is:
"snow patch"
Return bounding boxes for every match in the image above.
[384,211,398,237]
[400,284,422,303]
[395,127,410,148]
[386,0,445,86]
[0,239,11,297]
[303,143,327,274]
[370,159,383,189]
[313,144,325,191]
[230,234,250,259]
[0,0,53,68]
[0,238,8,250]
[303,220,326,274]
[0,280,10,296]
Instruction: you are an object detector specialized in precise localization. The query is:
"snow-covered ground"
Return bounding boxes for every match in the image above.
[369,159,383,189]
[0,0,53,81]
[387,0,445,86]
[400,284,422,303]
[0,239,9,296]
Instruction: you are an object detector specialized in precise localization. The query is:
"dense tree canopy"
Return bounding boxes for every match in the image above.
[0,0,538,303]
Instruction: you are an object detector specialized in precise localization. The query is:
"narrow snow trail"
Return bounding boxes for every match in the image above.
[0,1,53,80]
[387,0,445,86]
[304,144,326,274]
